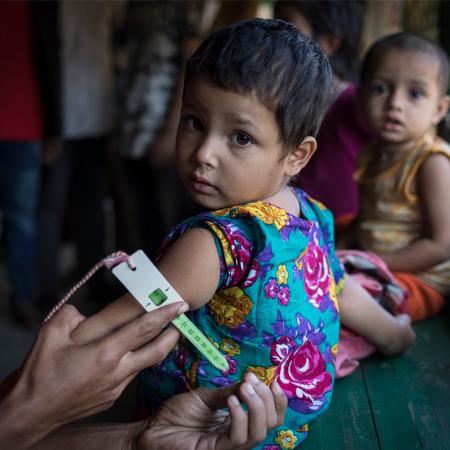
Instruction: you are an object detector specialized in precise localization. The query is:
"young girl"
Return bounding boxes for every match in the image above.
[72,20,414,448]
[356,32,450,322]
[274,0,374,240]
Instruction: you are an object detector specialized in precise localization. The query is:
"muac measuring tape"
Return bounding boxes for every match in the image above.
[45,250,229,372]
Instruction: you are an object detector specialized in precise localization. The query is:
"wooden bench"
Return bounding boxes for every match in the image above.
[302,311,450,449]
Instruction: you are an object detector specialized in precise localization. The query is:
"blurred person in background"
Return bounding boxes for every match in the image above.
[275,0,373,246]
[0,0,60,327]
[113,0,210,260]
[37,0,122,312]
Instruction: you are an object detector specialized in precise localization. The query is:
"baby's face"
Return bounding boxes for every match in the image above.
[361,49,448,150]
[175,78,292,210]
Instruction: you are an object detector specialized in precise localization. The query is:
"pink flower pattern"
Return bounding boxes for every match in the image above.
[271,338,332,412]
[264,277,279,299]
[277,286,291,306]
[303,243,331,309]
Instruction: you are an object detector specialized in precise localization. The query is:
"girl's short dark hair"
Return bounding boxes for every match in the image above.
[274,0,364,82]
[185,18,333,155]
[361,32,450,95]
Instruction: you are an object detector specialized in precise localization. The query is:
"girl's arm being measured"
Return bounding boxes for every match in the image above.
[71,228,220,344]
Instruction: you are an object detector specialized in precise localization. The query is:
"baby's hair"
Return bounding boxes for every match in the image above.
[185,18,333,156]
[361,32,450,95]
[274,0,364,82]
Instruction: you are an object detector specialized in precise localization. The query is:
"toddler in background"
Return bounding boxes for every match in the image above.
[72,20,414,448]
[274,0,373,242]
[356,32,450,322]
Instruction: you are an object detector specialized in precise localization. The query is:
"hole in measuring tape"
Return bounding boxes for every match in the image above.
[148,288,167,306]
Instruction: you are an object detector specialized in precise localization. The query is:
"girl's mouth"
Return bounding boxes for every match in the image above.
[191,175,217,194]
[382,116,403,131]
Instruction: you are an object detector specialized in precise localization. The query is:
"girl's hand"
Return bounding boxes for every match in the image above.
[137,372,287,450]
[377,313,416,356]
[338,277,415,355]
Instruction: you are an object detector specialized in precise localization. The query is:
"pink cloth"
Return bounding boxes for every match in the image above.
[335,328,375,378]
[335,250,407,378]
[295,84,373,222]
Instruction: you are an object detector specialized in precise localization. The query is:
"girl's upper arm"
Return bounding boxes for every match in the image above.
[156,228,221,310]
[70,228,219,343]
[417,152,450,253]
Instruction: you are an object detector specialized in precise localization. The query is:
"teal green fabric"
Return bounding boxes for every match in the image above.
[139,188,345,448]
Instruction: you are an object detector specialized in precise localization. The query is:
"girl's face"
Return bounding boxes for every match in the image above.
[361,49,449,151]
[176,78,294,210]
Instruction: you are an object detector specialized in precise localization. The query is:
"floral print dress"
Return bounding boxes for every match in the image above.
[138,187,345,448]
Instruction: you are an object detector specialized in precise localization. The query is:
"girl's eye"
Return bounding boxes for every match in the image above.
[371,83,388,95]
[410,89,423,99]
[230,132,253,146]
[183,116,203,131]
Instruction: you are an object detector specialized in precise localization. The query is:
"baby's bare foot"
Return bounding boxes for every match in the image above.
[378,314,415,356]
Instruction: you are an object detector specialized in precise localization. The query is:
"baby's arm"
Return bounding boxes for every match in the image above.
[380,152,450,272]
[338,277,415,355]
[71,228,220,344]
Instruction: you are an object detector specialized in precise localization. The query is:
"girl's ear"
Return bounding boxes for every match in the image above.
[284,136,317,177]
[432,95,450,125]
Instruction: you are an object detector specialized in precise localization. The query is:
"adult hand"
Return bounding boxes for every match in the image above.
[0,301,187,448]
[13,372,286,450]
[138,372,288,450]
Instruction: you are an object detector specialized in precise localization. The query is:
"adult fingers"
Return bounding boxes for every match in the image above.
[242,372,278,429]
[217,381,266,450]
[195,374,286,425]
[238,381,267,445]
[121,326,181,374]
[195,381,242,411]
[46,304,86,335]
[220,394,248,449]
[39,304,86,348]
[192,383,251,450]
[271,380,288,427]
[240,374,287,429]
[216,373,285,432]
[101,301,188,357]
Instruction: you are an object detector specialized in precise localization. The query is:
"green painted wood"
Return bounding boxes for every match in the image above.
[405,319,450,450]
[360,354,423,449]
[303,312,450,449]
[361,314,450,450]
[302,367,379,450]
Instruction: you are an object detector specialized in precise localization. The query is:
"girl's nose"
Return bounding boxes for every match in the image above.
[388,89,404,111]
[195,136,218,168]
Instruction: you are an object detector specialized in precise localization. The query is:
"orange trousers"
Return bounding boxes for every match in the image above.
[394,272,445,322]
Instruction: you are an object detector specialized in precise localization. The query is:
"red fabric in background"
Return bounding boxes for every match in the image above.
[296,84,373,222]
[0,0,42,141]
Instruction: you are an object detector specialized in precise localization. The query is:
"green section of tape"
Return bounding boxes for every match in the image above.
[148,288,167,306]
[172,314,229,372]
